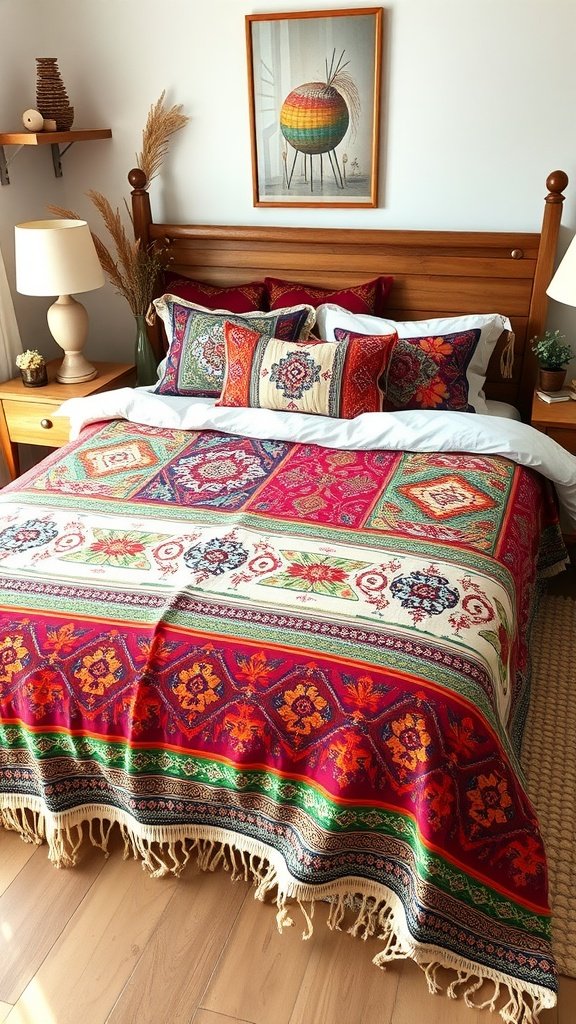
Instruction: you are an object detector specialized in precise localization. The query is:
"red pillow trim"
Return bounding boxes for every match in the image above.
[265,275,394,317]
[162,273,267,314]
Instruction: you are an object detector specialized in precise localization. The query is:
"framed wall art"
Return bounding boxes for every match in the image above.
[246,8,382,208]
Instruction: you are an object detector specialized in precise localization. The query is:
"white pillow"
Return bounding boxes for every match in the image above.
[316,305,512,414]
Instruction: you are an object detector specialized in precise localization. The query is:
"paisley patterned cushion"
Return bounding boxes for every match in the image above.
[162,273,267,313]
[265,275,394,315]
[216,321,397,418]
[334,327,481,412]
[153,297,316,397]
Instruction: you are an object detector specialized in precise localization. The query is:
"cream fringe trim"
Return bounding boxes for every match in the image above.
[1,798,556,1023]
[500,331,515,380]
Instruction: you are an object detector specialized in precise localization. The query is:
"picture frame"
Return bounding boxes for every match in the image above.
[245,8,382,209]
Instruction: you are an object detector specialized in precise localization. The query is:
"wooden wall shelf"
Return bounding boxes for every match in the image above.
[0,129,112,185]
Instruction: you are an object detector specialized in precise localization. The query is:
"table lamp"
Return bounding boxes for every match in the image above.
[14,218,104,383]
[547,234,576,307]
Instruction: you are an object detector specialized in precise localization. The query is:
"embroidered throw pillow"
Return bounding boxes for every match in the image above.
[153,297,316,397]
[320,307,513,413]
[265,275,394,316]
[334,326,481,412]
[216,321,397,418]
[162,272,267,313]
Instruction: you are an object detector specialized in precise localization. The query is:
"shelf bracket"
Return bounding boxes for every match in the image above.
[0,147,8,186]
[51,141,75,178]
[0,141,69,185]
[0,144,25,186]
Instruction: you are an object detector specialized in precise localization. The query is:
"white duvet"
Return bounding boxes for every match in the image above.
[57,388,576,529]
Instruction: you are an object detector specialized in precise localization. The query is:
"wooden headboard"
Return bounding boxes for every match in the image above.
[129,168,568,420]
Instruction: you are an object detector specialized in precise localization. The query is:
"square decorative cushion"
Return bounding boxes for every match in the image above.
[317,306,512,413]
[216,321,397,418]
[264,275,394,316]
[162,272,267,313]
[153,296,316,397]
[334,326,480,412]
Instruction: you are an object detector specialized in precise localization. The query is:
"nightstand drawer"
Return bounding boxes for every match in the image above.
[546,427,576,455]
[2,400,70,447]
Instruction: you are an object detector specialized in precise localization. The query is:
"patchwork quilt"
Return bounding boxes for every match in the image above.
[0,418,567,1021]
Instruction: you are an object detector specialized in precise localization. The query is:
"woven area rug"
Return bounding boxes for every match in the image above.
[522,592,576,978]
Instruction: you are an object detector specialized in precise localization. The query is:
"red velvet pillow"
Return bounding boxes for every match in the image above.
[264,275,394,316]
[162,272,266,313]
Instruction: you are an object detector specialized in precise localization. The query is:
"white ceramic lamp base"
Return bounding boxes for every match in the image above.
[47,294,97,383]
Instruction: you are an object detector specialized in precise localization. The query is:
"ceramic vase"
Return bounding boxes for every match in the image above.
[134,315,158,387]
[538,368,566,392]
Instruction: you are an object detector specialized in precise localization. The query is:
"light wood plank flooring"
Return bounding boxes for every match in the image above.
[0,827,574,1024]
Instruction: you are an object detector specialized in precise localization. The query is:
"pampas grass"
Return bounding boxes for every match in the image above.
[48,196,163,315]
[137,90,189,185]
[48,92,189,314]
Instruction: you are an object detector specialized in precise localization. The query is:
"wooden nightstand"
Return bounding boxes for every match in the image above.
[531,391,576,456]
[0,359,135,480]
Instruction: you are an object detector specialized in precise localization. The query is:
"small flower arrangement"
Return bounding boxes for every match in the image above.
[531,329,573,370]
[16,349,46,372]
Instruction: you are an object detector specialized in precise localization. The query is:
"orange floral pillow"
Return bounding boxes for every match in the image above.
[217,322,397,418]
[334,327,481,411]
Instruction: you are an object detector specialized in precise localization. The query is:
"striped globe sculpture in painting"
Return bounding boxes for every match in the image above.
[279,50,357,195]
[280,83,349,156]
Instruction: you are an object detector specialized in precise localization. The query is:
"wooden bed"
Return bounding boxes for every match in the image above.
[129,167,568,418]
[1,169,573,1024]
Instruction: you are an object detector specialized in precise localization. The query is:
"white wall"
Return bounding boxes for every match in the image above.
[1,0,575,378]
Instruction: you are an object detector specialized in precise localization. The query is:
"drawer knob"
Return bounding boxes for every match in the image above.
[40,418,53,430]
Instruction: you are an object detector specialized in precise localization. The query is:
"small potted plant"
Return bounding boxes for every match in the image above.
[16,349,48,387]
[531,329,573,391]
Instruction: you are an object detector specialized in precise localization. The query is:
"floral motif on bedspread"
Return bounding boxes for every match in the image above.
[0,419,566,1010]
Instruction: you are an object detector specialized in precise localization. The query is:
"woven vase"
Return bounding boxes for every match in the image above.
[35,58,74,131]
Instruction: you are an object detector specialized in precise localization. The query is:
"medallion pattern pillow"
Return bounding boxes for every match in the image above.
[216,322,397,418]
[334,327,481,411]
[153,297,316,397]
[265,275,394,316]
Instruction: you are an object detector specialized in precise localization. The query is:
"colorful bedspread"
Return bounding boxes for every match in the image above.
[0,419,567,1021]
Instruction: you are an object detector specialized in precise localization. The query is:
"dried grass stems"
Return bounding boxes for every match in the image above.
[48,92,189,314]
[49,196,163,315]
[137,90,189,185]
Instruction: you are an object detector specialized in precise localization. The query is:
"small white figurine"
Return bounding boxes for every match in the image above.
[42,118,57,131]
[22,108,44,132]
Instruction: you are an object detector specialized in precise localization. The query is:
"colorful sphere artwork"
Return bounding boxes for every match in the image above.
[280,83,349,155]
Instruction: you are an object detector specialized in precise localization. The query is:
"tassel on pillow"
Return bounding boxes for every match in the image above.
[500,330,515,379]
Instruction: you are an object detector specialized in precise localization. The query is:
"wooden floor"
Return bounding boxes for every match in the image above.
[1,524,574,1023]
[0,826,574,1024]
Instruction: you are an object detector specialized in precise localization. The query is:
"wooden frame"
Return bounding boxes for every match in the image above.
[245,8,382,208]
[129,168,568,421]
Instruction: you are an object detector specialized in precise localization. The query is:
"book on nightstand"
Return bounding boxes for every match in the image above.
[536,388,576,403]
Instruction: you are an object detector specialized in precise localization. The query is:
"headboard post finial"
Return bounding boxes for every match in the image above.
[519,169,569,415]
[129,167,152,248]
[128,167,148,191]
[545,170,569,204]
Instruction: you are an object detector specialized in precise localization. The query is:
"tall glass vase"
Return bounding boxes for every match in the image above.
[134,314,158,387]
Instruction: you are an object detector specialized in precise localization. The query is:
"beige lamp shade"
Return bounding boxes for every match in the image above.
[14,219,104,384]
[547,234,576,307]
[14,219,104,296]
